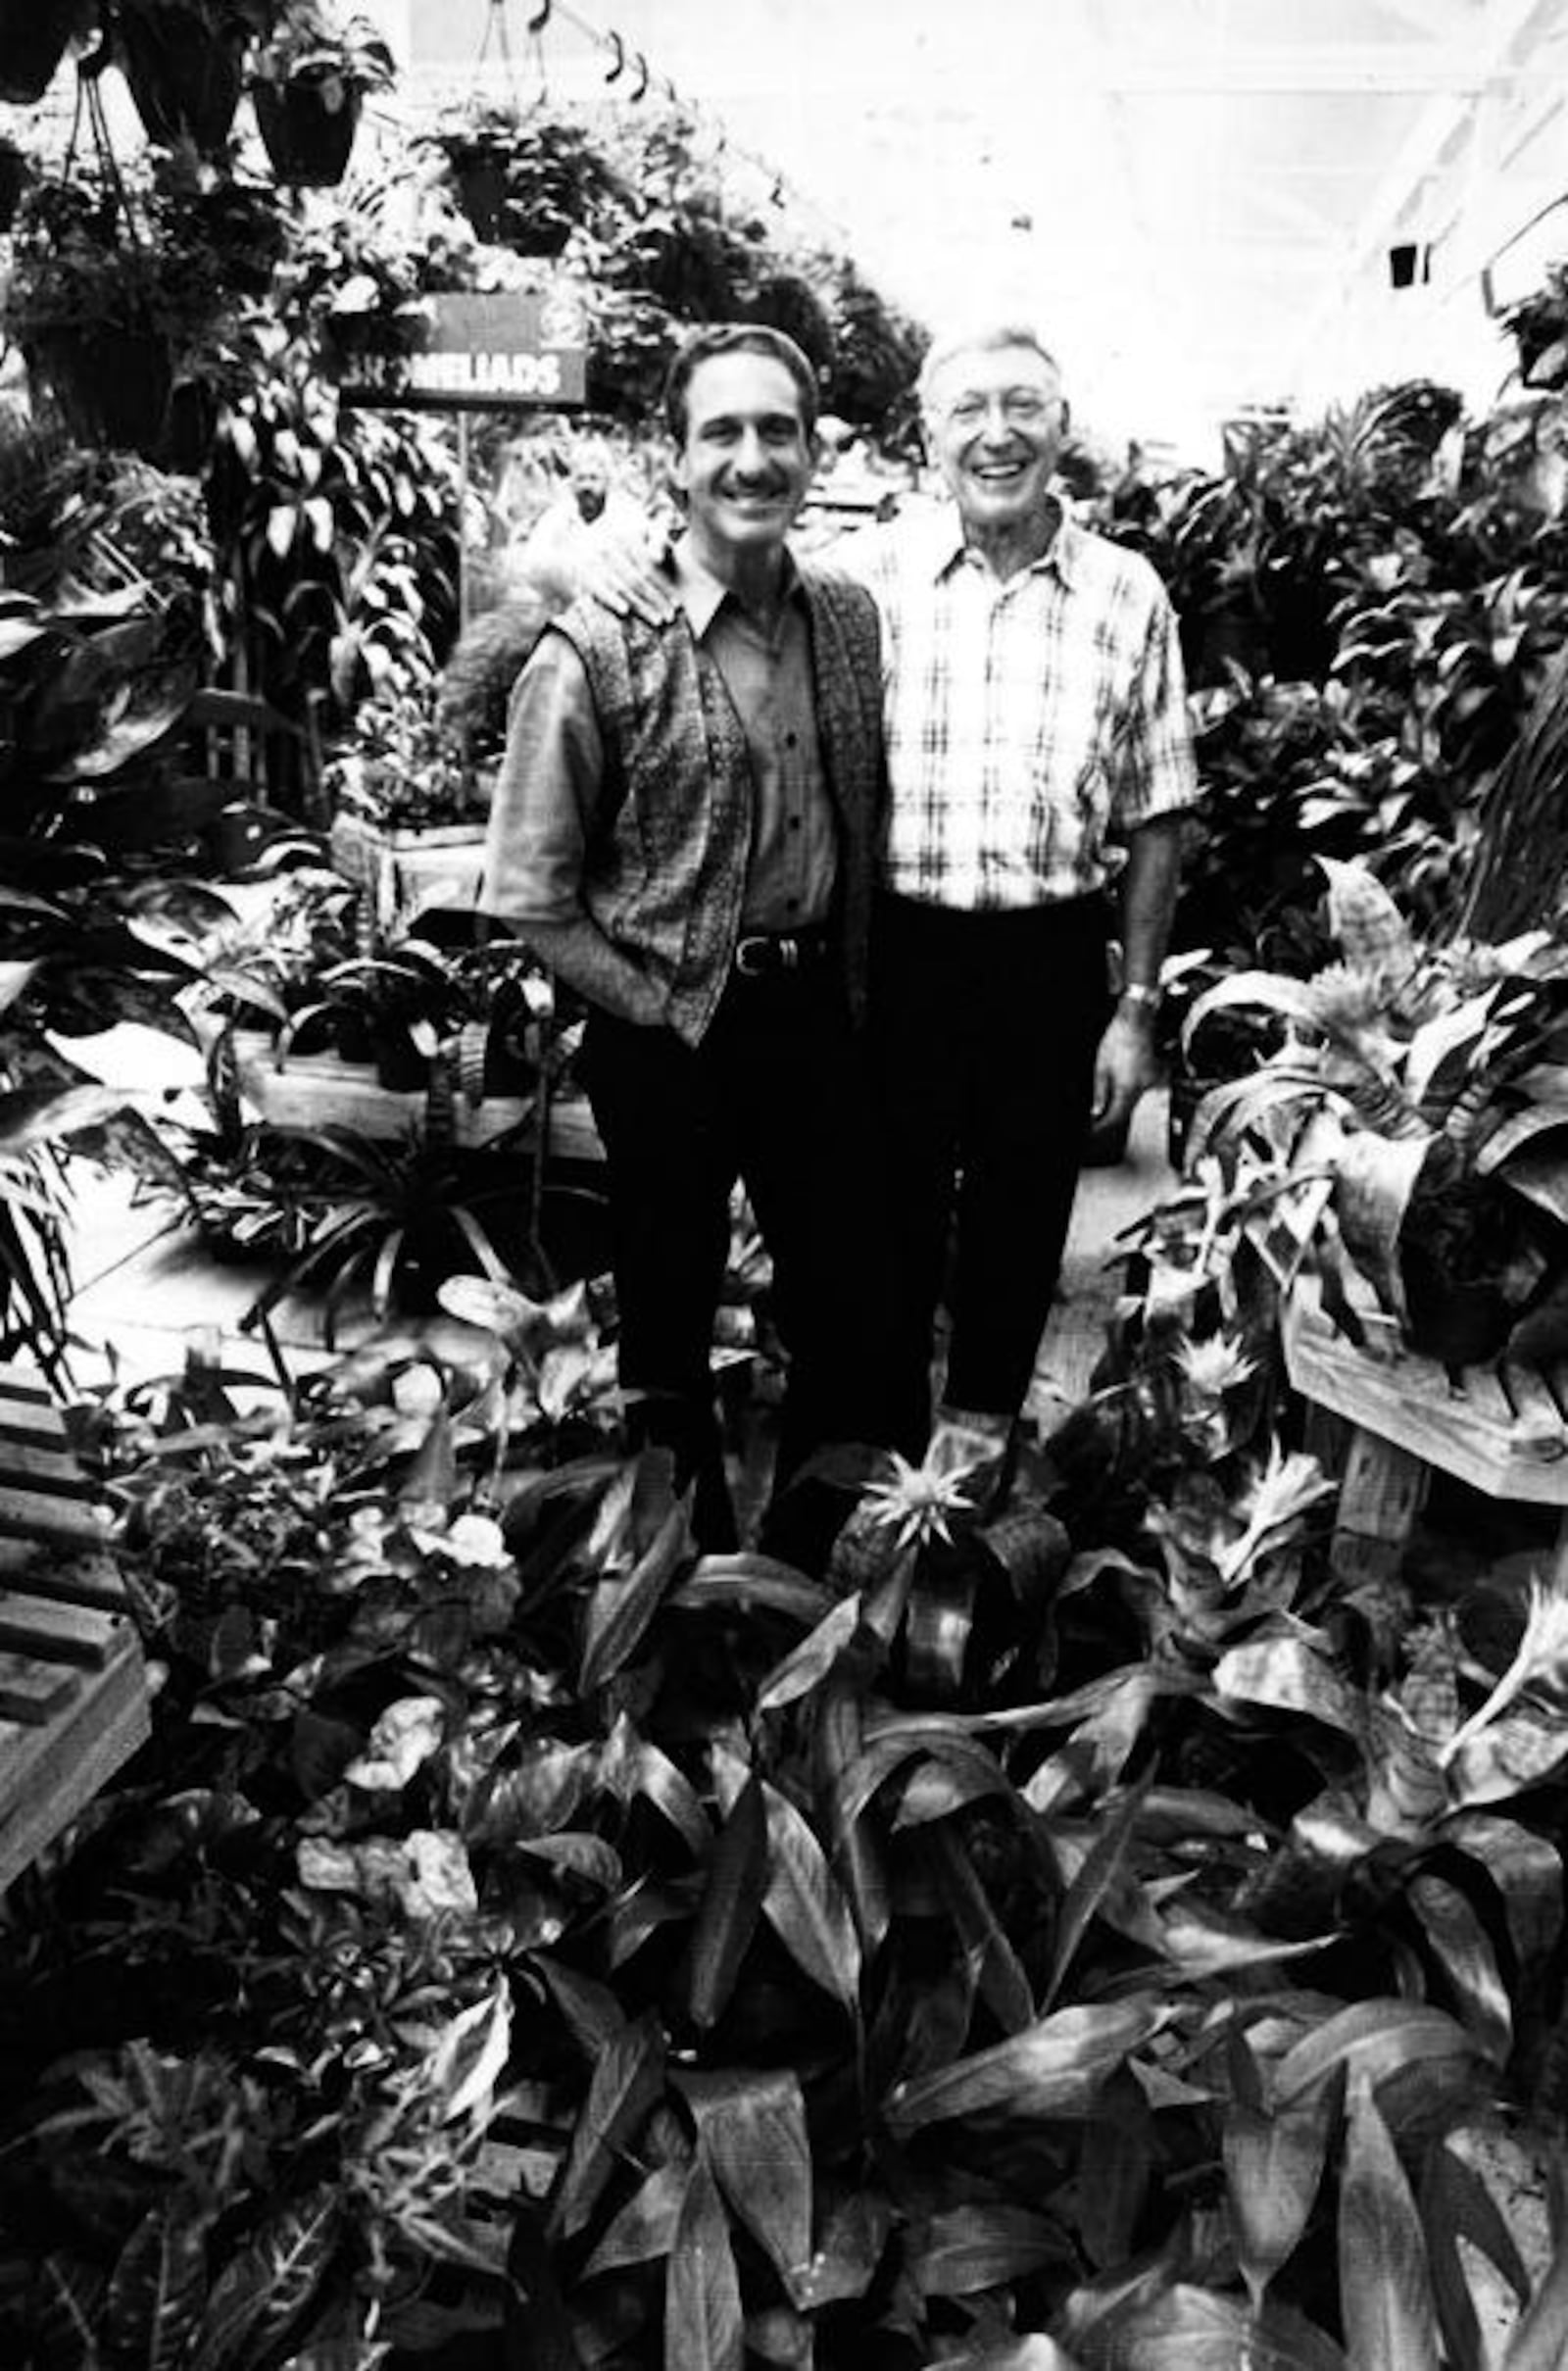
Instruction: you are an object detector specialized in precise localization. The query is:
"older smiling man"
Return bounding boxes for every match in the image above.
[856,321,1199,1468]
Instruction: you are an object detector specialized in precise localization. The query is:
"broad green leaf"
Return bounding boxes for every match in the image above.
[579,1498,693,1690]
[1082,2279,1344,2367]
[1211,1637,1369,1740]
[1420,2138,1532,2371]
[683,1774,769,2031]
[599,1715,710,1854]
[1039,1777,1148,2011]
[1338,2085,1440,2371]
[1448,1702,1568,1806]
[1442,1813,1563,1983]
[893,1740,1012,1826]
[670,1554,836,1625]
[884,1994,1169,2133]
[664,2156,743,2371]
[787,2182,892,2310]
[1407,1872,1512,2064]
[552,2013,665,2240]
[103,2200,210,2371]
[756,1590,866,1714]
[534,1956,627,2054]
[815,1676,891,1954]
[0,1081,125,1155]
[422,1977,512,2122]
[930,1819,1035,2033]
[758,1776,861,2010]
[397,1403,457,1508]
[1504,2221,1568,2371]
[1156,1900,1337,1978]
[681,2068,811,2293]
[1274,1999,1473,2108]
[190,2187,342,2371]
[503,2197,586,2371]
[906,2201,1066,2297]
[1224,2037,1337,2304]
[939,2341,1084,2371]
[1077,2070,1154,2272]
[581,2162,688,2279]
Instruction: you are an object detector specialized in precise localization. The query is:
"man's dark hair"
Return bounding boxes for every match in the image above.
[662,323,820,443]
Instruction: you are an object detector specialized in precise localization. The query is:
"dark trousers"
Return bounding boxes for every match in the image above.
[869,892,1110,1440]
[582,966,901,1547]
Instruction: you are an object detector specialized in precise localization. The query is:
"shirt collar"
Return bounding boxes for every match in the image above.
[929,492,1079,587]
[669,536,803,636]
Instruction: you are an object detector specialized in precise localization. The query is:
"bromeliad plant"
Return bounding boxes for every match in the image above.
[4,1302,1568,2367]
[1182,857,1568,1365]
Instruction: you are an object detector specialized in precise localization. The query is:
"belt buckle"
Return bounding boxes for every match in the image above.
[735,934,795,977]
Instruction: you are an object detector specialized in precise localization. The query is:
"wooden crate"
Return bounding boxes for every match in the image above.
[1283,1277,1568,1584]
[227,1031,603,1161]
[0,1364,150,1893]
[329,815,487,934]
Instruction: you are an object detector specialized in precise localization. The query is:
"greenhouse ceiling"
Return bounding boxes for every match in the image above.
[391,0,1568,454]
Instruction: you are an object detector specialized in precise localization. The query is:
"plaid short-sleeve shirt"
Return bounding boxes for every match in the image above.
[846,501,1198,909]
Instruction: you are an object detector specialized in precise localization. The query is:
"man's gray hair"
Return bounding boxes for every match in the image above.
[917,322,1064,413]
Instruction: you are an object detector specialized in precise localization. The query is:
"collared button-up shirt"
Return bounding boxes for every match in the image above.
[845,499,1198,910]
[492,539,837,940]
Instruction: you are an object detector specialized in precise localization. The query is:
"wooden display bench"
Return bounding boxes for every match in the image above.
[1283,1277,1568,1584]
[0,1364,150,1892]
[227,1030,603,1161]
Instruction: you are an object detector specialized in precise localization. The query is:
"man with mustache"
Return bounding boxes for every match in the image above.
[481,324,900,1546]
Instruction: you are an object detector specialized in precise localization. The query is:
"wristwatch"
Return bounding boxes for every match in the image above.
[1118,981,1161,1014]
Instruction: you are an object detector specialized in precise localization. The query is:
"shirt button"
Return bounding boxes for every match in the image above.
[784,731,798,749]
[788,816,802,833]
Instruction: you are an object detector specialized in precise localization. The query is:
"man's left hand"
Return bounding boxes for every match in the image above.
[1091,1004,1159,1138]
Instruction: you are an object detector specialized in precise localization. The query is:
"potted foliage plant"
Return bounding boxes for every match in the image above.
[0,0,94,106]
[112,0,276,158]
[249,2,394,187]
[1183,857,1568,1366]
[6,163,285,463]
[419,103,609,254]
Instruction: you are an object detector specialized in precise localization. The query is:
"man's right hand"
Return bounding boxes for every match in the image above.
[578,520,676,625]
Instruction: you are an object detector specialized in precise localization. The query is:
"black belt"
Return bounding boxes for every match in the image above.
[732,927,831,978]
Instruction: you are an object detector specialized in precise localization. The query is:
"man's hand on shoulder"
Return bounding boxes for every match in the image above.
[577,519,676,625]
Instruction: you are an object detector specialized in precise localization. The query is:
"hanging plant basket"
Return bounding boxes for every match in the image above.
[0,0,85,106]
[117,11,248,157]
[27,324,175,463]
[253,75,363,187]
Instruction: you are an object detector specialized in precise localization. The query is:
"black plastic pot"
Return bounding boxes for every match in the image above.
[118,11,246,157]
[0,0,80,105]
[253,77,362,188]
[28,325,174,462]
[1400,1243,1514,1368]
[450,156,508,242]
[0,138,29,233]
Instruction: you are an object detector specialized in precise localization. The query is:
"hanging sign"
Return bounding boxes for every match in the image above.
[340,289,588,413]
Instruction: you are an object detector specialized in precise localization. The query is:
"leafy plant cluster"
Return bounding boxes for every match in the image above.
[1,1237,1567,2366]
[1103,381,1568,970]
[1181,857,1568,1366]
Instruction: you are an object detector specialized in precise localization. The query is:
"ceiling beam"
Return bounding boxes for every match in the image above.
[1095,44,1523,97]
[1371,0,1474,42]
[1282,0,1568,391]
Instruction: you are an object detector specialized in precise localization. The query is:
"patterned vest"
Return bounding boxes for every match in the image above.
[555,564,885,1045]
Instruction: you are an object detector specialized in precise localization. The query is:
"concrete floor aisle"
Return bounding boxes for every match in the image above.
[58,1091,1177,1416]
